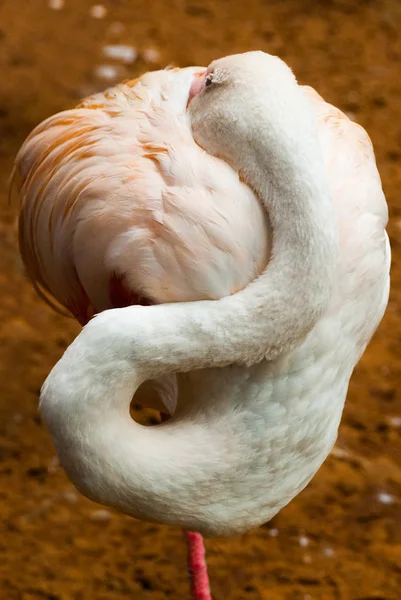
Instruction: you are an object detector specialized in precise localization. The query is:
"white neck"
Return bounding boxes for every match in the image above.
[220,131,337,363]
[126,103,338,374]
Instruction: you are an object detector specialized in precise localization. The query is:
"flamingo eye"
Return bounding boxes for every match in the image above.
[205,74,214,87]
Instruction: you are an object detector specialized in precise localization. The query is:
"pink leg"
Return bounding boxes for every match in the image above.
[185,531,212,600]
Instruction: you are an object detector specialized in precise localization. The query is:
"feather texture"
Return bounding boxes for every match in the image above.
[16,67,270,324]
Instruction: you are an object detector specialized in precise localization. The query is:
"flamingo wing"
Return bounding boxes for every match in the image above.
[16,68,270,326]
[303,85,390,354]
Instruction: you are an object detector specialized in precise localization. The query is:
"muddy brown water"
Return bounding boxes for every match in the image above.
[1,1,401,599]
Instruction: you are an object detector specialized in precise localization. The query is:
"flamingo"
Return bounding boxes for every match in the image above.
[15,52,390,599]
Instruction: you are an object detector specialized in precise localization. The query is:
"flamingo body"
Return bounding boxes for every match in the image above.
[15,53,390,537]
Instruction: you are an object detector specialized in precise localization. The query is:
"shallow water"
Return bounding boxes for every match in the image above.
[1,0,401,598]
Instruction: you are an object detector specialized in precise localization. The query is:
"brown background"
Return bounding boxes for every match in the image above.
[1,1,401,599]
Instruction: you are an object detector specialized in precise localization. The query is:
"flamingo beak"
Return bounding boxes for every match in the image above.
[187,70,207,107]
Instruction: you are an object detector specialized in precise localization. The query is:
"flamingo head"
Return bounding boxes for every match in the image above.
[187,51,304,177]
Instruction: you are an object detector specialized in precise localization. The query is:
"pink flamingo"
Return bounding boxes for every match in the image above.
[15,52,390,599]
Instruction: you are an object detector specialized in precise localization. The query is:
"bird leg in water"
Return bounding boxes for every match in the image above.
[185,531,212,600]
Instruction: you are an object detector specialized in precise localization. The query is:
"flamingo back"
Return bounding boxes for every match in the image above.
[15,67,271,324]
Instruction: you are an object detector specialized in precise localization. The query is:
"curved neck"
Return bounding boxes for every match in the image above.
[41,349,262,536]
[225,99,338,361]
[41,347,343,537]
[226,132,338,363]
[124,113,338,376]
[182,76,338,365]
